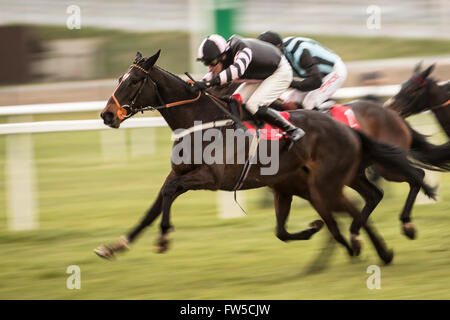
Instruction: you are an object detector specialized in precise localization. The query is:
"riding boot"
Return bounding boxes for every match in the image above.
[254,106,305,142]
[267,99,285,111]
[223,96,246,129]
[228,98,240,118]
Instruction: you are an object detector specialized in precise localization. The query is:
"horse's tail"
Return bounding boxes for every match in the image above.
[408,125,450,171]
[353,129,436,200]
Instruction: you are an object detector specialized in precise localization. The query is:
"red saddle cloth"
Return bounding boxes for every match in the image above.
[243,112,291,141]
[329,104,361,129]
[241,104,360,141]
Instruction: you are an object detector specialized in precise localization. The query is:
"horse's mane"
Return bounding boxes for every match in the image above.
[134,54,190,89]
[154,65,191,89]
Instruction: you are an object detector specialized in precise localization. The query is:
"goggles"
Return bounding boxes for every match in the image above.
[201,57,221,67]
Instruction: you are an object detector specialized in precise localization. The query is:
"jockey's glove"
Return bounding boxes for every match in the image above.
[191,77,220,93]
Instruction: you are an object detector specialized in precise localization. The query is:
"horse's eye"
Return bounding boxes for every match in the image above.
[132,79,140,85]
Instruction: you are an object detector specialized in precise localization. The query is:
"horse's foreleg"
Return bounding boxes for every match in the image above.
[274,190,323,241]
[348,174,393,263]
[155,166,222,253]
[94,171,175,260]
[363,220,394,264]
[349,173,384,223]
[308,185,355,257]
[399,179,422,239]
[154,190,185,253]
[94,191,165,260]
[126,170,177,243]
[127,191,164,243]
[379,167,425,239]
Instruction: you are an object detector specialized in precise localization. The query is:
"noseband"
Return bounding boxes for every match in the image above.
[111,64,201,120]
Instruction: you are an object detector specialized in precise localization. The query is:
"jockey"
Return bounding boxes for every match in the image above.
[192,34,305,142]
[257,31,347,110]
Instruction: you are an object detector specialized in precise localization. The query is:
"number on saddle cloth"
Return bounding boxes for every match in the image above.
[329,104,361,129]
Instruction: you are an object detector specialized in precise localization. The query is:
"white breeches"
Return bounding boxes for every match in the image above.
[280,58,347,110]
[232,55,293,115]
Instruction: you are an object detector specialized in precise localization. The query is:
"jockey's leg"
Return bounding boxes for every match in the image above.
[244,56,305,142]
[232,82,259,104]
[303,58,347,110]
[230,82,259,123]
[254,106,305,141]
[279,88,307,109]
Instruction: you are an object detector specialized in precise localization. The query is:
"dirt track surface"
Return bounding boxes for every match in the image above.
[0,56,449,106]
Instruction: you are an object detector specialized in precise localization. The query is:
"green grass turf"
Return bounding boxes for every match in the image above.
[0,112,449,299]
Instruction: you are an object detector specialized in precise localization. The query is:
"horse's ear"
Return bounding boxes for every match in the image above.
[143,50,161,70]
[421,64,435,79]
[414,61,423,73]
[134,51,143,64]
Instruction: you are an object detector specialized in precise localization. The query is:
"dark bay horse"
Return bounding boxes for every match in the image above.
[95,51,434,264]
[256,67,450,240]
[384,63,450,138]
[346,65,450,239]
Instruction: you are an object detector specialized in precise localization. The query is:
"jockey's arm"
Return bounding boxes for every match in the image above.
[290,49,322,92]
[205,47,253,86]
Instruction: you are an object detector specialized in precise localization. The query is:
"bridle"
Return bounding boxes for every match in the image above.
[111,64,201,120]
[110,64,244,131]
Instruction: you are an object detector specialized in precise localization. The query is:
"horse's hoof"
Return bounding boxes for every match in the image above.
[381,249,394,265]
[94,245,115,260]
[154,243,169,253]
[94,236,129,260]
[347,247,355,257]
[309,220,324,231]
[351,234,362,256]
[403,223,416,239]
[154,236,170,254]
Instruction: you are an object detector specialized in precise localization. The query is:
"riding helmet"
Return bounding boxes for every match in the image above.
[197,34,228,63]
[258,31,283,48]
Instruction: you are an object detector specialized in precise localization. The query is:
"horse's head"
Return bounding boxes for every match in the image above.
[101,50,162,128]
[384,62,435,117]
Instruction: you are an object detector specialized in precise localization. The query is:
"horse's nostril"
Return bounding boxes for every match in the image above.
[101,111,114,124]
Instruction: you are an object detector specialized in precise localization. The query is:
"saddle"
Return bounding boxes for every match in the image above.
[221,94,293,141]
[276,99,361,130]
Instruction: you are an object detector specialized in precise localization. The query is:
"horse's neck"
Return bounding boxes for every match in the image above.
[429,81,450,138]
[437,81,450,102]
[427,80,443,105]
[154,69,228,131]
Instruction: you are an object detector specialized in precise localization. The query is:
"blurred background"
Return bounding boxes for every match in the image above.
[0,0,449,300]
